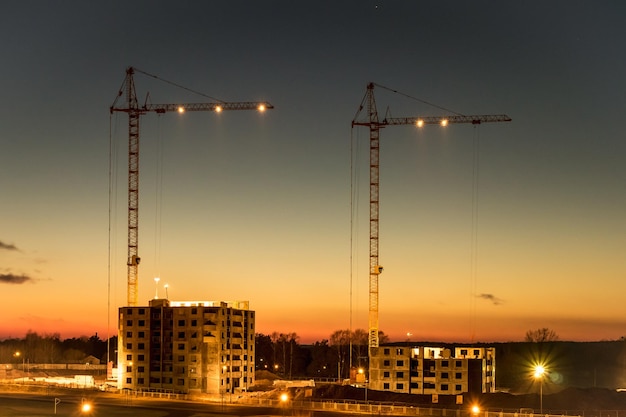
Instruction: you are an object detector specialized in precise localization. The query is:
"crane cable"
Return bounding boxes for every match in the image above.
[153,115,164,286]
[469,125,481,342]
[349,123,363,370]
[133,67,225,104]
[374,83,466,116]
[107,112,120,371]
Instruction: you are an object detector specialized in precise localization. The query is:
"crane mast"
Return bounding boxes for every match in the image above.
[111,67,273,306]
[352,82,511,357]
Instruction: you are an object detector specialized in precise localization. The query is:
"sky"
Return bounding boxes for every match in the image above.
[2,1,626,345]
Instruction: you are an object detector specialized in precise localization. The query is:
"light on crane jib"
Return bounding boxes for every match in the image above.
[258,104,266,112]
[177,106,185,113]
[416,119,424,128]
[215,105,223,113]
[440,119,448,127]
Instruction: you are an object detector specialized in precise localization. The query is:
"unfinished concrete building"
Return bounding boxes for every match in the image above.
[118,298,254,394]
[369,345,495,396]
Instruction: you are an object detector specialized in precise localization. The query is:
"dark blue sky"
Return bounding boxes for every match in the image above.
[2,1,626,342]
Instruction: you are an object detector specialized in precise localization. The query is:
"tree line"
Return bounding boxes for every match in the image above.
[0,328,383,379]
[1,327,562,381]
[255,329,389,379]
[0,331,115,364]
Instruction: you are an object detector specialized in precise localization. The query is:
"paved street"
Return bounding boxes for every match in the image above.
[0,392,285,417]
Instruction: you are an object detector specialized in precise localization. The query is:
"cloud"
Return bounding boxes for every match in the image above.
[0,274,34,284]
[0,241,19,251]
[477,293,504,306]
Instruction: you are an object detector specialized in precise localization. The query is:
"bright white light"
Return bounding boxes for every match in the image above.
[280,393,289,402]
[258,104,266,112]
[471,405,480,415]
[215,105,223,113]
[177,106,185,113]
[440,119,448,127]
[81,403,92,413]
[416,119,424,127]
[534,365,545,378]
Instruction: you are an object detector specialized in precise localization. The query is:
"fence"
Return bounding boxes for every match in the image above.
[238,397,588,417]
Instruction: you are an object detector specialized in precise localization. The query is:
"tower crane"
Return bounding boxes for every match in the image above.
[110,67,273,306]
[351,82,511,356]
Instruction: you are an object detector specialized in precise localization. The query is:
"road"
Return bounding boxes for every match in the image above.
[0,391,347,417]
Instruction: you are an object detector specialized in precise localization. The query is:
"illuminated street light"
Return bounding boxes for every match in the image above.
[471,405,481,415]
[14,351,25,383]
[534,365,546,414]
[358,367,368,401]
[81,399,92,413]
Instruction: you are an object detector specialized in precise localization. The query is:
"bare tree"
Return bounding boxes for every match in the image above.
[525,328,559,342]
[287,332,299,379]
[352,329,368,368]
[270,331,280,372]
[330,329,351,379]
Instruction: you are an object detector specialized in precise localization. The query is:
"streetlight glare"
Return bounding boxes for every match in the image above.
[280,392,289,403]
[471,405,481,415]
[81,402,92,413]
[534,365,545,378]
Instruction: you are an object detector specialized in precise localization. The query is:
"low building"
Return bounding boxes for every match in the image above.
[118,298,255,394]
[369,345,495,396]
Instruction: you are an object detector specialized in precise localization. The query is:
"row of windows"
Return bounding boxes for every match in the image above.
[124,319,254,329]
[125,376,254,389]
[382,360,405,367]
[125,364,250,374]
[125,307,255,318]
[380,347,489,359]
[382,371,464,379]
[381,358,488,370]
[125,353,252,363]
[382,382,464,391]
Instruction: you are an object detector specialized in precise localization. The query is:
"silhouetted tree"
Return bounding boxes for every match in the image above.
[330,329,351,379]
[305,339,335,377]
[525,328,559,342]
[255,333,274,370]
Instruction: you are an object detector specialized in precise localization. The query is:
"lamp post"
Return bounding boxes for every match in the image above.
[358,367,368,402]
[280,392,289,417]
[534,365,546,415]
[14,351,24,383]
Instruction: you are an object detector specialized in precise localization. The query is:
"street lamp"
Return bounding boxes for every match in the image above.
[534,365,546,414]
[358,367,368,402]
[280,392,289,417]
[14,351,25,383]
[81,398,93,414]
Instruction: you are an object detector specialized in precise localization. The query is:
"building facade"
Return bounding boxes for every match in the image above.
[369,345,495,396]
[118,298,255,394]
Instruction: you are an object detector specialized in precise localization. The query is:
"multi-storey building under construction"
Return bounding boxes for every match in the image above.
[118,298,255,394]
[369,345,495,396]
